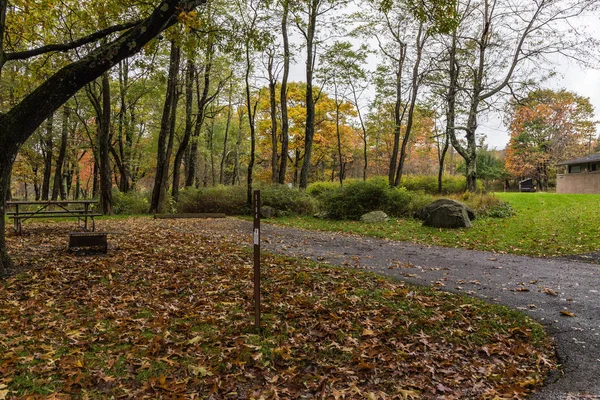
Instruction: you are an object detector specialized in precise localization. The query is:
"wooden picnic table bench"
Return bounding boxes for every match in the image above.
[6,200,101,234]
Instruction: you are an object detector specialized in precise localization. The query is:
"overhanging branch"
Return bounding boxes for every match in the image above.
[5,20,141,62]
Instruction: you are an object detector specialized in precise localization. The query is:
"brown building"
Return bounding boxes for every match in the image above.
[556,154,600,194]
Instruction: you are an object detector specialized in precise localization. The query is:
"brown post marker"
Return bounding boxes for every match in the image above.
[253,190,261,331]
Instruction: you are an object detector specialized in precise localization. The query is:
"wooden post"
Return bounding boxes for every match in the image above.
[253,190,261,331]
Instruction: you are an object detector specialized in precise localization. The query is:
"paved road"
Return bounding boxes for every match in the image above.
[203,219,600,399]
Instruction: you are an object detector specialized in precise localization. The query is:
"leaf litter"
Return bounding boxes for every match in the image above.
[0,218,557,398]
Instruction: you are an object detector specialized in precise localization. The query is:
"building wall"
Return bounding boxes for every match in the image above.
[556,171,600,194]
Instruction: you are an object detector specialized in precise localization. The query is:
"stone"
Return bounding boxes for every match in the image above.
[423,203,472,229]
[313,211,330,219]
[416,198,476,221]
[360,210,389,223]
[260,205,276,219]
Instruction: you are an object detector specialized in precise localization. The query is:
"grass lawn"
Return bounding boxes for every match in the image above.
[0,218,555,398]
[273,192,600,257]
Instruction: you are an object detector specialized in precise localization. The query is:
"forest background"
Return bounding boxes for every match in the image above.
[2,0,600,213]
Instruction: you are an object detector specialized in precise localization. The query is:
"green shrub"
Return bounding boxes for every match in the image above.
[259,184,317,216]
[401,175,466,194]
[112,189,150,215]
[384,186,414,216]
[402,190,435,217]
[456,192,514,219]
[176,186,247,215]
[175,184,317,216]
[323,178,388,220]
[306,181,341,200]
[317,177,418,220]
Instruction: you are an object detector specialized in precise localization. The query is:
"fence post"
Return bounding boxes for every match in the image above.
[253,190,261,331]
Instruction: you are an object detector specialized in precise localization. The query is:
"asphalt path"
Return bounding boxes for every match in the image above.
[200,219,600,399]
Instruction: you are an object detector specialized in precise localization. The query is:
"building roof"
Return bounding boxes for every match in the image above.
[557,153,600,166]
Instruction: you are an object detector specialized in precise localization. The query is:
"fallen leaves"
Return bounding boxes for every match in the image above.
[560,310,576,317]
[0,218,558,398]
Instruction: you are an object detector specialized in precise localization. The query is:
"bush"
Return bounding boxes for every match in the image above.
[175,184,317,216]
[259,184,317,216]
[401,175,467,194]
[456,192,515,219]
[176,186,247,215]
[316,177,419,220]
[306,181,341,201]
[112,189,150,215]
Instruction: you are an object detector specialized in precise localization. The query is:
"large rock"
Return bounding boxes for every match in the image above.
[417,199,476,221]
[418,199,474,229]
[260,205,276,219]
[360,210,389,223]
[423,204,472,228]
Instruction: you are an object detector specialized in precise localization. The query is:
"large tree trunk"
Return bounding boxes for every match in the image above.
[278,0,290,185]
[150,41,180,214]
[0,156,14,276]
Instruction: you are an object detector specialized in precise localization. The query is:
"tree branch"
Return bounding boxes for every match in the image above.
[0,0,7,74]
[5,20,142,62]
[5,0,206,151]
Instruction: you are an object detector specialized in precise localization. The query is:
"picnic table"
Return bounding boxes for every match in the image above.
[6,200,101,234]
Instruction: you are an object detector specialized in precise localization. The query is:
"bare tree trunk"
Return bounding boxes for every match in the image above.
[245,43,258,208]
[150,41,180,214]
[41,114,54,200]
[52,105,69,200]
[98,73,113,214]
[299,0,319,189]
[438,129,449,193]
[185,41,213,187]
[278,0,290,184]
[395,23,425,187]
[388,45,406,186]
[219,82,233,185]
[172,57,195,200]
[267,51,279,182]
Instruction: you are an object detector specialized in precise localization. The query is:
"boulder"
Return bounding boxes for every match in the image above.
[416,198,475,221]
[423,203,472,229]
[360,210,389,223]
[260,205,276,219]
[313,211,330,219]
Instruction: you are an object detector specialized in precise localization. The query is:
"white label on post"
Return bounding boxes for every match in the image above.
[254,228,259,245]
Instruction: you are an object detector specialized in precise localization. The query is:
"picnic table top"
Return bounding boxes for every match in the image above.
[7,200,98,205]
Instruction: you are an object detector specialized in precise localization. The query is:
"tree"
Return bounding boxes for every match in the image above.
[319,41,368,184]
[149,41,181,214]
[278,0,291,184]
[443,0,597,192]
[296,0,350,189]
[505,89,597,190]
[0,0,207,276]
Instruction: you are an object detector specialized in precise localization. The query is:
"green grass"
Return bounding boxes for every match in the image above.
[273,192,600,257]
